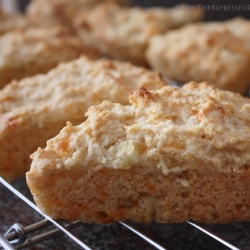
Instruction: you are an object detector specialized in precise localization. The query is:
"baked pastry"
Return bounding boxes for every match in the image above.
[0,56,166,182]
[0,8,30,35]
[27,82,250,224]
[225,18,250,52]
[146,22,250,94]
[27,0,131,26]
[0,26,89,89]
[74,2,203,66]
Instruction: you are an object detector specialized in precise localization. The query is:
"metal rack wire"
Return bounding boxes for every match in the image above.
[0,176,246,250]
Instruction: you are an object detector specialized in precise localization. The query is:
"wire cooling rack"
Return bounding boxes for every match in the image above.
[1,176,250,250]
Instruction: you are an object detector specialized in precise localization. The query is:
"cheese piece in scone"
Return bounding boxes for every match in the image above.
[74,2,203,66]
[0,26,89,89]
[27,82,250,224]
[146,22,250,94]
[0,56,165,182]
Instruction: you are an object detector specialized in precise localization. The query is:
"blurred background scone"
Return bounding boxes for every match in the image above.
[74,2,203,66]
[0,7,30,35]
[0,26,92,89]
[146,21,250,94]
[26,0,131,26]
[0,56,166,182]
[225,18,250,52]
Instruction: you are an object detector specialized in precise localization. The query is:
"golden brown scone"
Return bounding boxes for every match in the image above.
[146,22,250,94]
[74,2,203,66]
[27,0,131,26]
[0,56,166,182]
[27,82,250,224]
[0,8,30,35]
[0,26,91,89]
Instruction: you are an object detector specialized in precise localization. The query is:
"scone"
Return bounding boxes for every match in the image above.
[146,22,250,94]
[0,56,165,182]
[0,8,30,35]
[0,27,90,89]
[74,2,203,66]
[27,82,250,224]
[225,18,250,52]
[27,0,131,26]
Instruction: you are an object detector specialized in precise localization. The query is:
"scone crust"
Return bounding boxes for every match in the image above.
[27,82,250,223]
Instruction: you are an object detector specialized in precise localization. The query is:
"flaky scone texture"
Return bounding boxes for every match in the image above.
[0,26,88,89]
[27,82,250,224]
[146,22,250,94]
[74,2,203,66]
[0,56,165,181]
[27,0,130,26]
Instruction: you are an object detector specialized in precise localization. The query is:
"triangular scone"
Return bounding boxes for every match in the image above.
[0,56,165,182]
[27,82,250,224]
